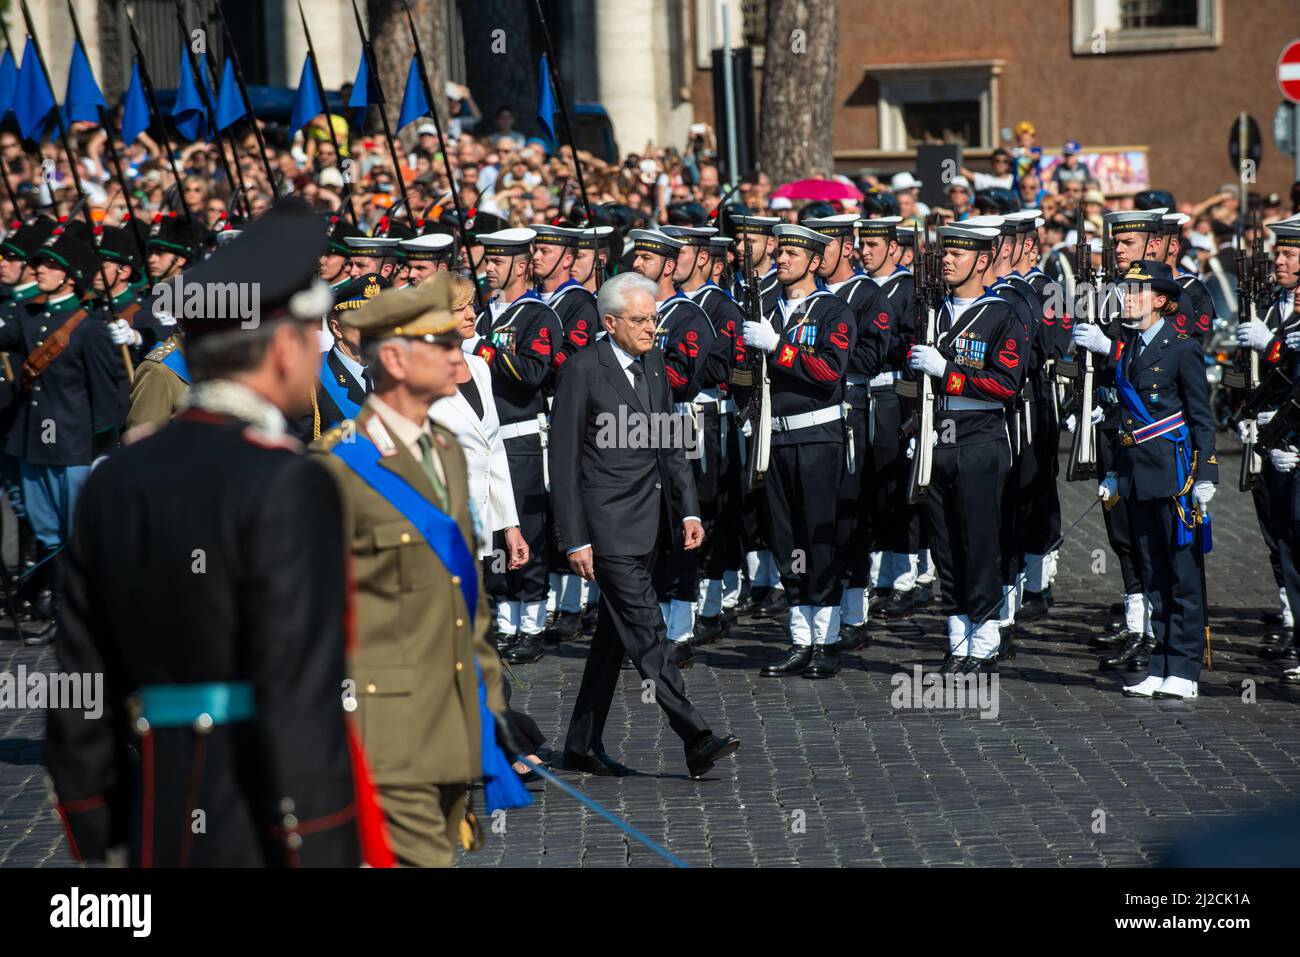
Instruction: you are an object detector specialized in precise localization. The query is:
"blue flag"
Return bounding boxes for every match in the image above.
[13,37,54,140]
[120,60,150,142]
[61,39,106,126]
[289,55,323,137]
[171,48,210,141]
[347,50,377,121]
[396,55,428,131]
[0,48,19,117]
[536,54,556,144]
[214,58,246,131]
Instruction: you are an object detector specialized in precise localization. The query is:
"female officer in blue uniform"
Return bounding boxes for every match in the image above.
[1073,260,1217,699]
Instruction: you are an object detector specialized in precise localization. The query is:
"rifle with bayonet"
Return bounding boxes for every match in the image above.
[896,213,942,503]
[1064,205,1101,481]
[1226,210,1270,490]
[739,227,770,487]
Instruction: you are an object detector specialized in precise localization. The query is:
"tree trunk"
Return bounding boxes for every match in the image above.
[461,0,540,139]
[758,0,838,185]
[367,0,448,145]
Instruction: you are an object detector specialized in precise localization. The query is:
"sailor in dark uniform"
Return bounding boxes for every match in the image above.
[859,215,924,613]
[743,224,857,678]
[470,228,564,664]
[574,224,615,295]
[907,224,1027,673]
[400,230,456,287]
[45,201,373,867]
[1157,211,1217,339]
[629,228,717,668]
[320,215,360,292]
[345,234,402,283]
[731,214,782,315]
[1075,261,1217,699]
[375,218,417,289]
[804,213,894,649]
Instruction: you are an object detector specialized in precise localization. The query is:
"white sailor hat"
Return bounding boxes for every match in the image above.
[1271,221,1300,248]
[1160,212,1191,236]
[962,214,1013,236]
[400,232,456,260]
[856,215,902,237]
[802,213,859,237]
[476,227,537,255]
[773,222,834,251]
[344,235,402,257]
[706,235,734,258]
[731,214,781,234]
[531,224,584,247]
[1104,209,1167,234]
[661,225,719,246]
[1007,209,1045,232]
[629,228,685,256]
[576,225,615,250]
[938,224,1000,250]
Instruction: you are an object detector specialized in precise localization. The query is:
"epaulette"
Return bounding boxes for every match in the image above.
[242,426,302,452]
[145,337,179,363]
[314,421,353,450]
[1178,333,1190,340]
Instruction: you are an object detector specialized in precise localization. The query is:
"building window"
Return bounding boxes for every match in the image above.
[695,0,764,70]
[867,60,1003,152]
[1073,0,1220,54]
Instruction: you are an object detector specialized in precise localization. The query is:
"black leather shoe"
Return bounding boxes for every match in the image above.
[753,588,788,619]
[736,585,766,613]
[962,655,998,674]
[685,733,740,779]
[839,622,870,651]
[22,621,55,646]
[1262,610,1284,627]
[803,644,841,679]
[544,610,581,645]
[581,603,599,635]
[1099,632,1154,671]
[1262,629,1283,646]
[720,606,739,630]
[913,582,934,609]
[1089,626,1134,650]
[880,588,918,619]
[760,645,812,677]
[938,652,969,674]
[691,615,724,646]
[869,586,893,602]
[494,631,517,654]
[1261,628,1296,660]
[563,750,633,776]
[505,632,545,664]
[668,641,694,669]
[1019,589,1051,622]
[997,627,1017,660]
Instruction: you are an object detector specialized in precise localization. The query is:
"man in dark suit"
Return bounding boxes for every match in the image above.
[550,271,740,779]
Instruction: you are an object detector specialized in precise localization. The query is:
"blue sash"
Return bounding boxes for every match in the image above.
[160,347,190,383]
[331,434,531,812]
[1115,341,1210,551]
[319,357,363,422]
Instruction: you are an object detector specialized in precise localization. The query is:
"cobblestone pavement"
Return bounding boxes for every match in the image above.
[3,446,1298,868]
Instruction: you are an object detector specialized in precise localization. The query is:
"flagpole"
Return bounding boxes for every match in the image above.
[65,0,149,268]
[531,0,591,226]
[171,0,250,223]
[213,0,280,200]
[17,0,133,382]
[124,8,196,225]
[196,12,257,219]
[349,0,416,230]
[399,0,480,303]
[297,1,358,225]
[0,20,25,223]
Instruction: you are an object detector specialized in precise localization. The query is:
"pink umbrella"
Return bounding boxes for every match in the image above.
[771,178,863,202]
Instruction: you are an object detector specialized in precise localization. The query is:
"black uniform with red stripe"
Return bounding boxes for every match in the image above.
[762,288,857,608]
[873,266,925,559]
[924,291,1028,620]
[1172,271,1216,340]
[650,292,717,607]
[473,291,564,604]
[45,410,363,866]
[690,281,747,581]
[831,273,894,594]
[547,279,600,371]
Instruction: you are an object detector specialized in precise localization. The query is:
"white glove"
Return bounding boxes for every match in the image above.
[1090,406,1104,426]
[1064,414,1077,434]
[1270,447,1299,473]
[742,320,780,353]
[1193,481,1215,507]
[1258,409,1276,426]
[1098,474,1119,503]
[906,437,916,460]
[1236,319,1272,352]
[1071,323,1112,356]
[1286,330,1300,351]
[1237,420,1252,443]
[908,344,947,378]
[107,319,142,347]
[741,419,753,438]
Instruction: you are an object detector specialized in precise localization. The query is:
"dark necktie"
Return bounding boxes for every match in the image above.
[629,357,651,410]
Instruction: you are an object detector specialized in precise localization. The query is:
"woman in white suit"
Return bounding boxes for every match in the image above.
[428,274,543,778]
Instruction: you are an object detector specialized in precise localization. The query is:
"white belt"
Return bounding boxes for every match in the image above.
[770,405,843,434]
[940,396,1002,412]
[846,373,869,387]
[499,419,542,441]
[692,395,735,414]
[869,371,898,388]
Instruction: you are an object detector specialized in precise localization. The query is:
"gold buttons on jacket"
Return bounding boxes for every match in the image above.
[366,682,377,694]
[451,575,461,585]
[455,661,463,672]
[400,532,411,544]
[456,618,464,627]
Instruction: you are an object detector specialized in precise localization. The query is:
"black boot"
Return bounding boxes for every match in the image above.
[753,588,788,619]
[544,610,581,645]
[839,622,870,651]
[1019,588,1052,622]
[691,615,724,646]
[494,631,517,654]
[880,588,918,619]
[736,584,766,613]
[504,632,545,664]
[803,644,841,679]
[962,655,998,674]
[913,581,933,609]
[23,548,62,647]
[938,652,969,674]
[1089,626,1135,650]
[667,640,694,670]
[1099,632,1155,671]
[1261,628,1296,660]
[759,645,812,677]
[997,626,1017,660]
[581,602,599,635]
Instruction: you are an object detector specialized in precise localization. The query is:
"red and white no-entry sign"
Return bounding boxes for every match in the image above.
[1280,41,1300,104]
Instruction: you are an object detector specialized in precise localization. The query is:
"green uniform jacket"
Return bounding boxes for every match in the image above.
[312,399,506,787]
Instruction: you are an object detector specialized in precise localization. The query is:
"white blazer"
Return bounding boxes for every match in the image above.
[429,353,519,558]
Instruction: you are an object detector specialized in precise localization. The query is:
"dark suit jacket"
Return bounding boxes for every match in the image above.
[550,337,699,557]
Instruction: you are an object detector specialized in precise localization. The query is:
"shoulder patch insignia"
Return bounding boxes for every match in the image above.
[1207,454,1217,465]
[146,337,179,362]
[1178,333,1190,340]
[365,415,399,457]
